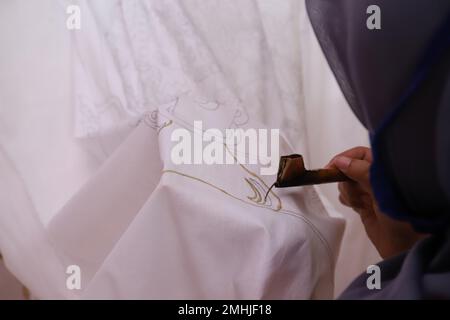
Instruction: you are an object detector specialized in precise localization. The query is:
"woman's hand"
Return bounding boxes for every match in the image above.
[326,146,424,259]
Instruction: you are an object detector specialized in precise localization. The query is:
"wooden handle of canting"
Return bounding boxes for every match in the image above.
[275,168,350,187]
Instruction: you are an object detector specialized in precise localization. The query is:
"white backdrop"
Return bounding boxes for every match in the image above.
[0,0,379,298]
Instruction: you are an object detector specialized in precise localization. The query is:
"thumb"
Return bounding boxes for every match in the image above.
[334,156,371,187]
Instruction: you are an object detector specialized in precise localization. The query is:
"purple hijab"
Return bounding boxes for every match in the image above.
[306,0,450,299]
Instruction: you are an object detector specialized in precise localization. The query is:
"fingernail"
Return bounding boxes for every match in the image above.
[335,156,352,170]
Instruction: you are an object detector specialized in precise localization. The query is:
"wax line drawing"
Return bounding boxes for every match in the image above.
[162,169,281,211]
[161,169,334,267]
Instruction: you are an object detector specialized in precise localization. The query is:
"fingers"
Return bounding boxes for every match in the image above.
[335,156,370,179]
[331,155,371,191]
[327,146,374,211]
[339,146,372,162]
[338,181,369,209]
[325,146,372,168]
[338,181,376,223]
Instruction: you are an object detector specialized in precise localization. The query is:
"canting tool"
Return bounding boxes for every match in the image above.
[264,154,350,201]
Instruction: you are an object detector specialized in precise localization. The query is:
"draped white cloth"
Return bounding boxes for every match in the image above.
[0,0,377,299]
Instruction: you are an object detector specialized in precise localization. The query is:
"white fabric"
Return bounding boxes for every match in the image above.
[0,0,379,299]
